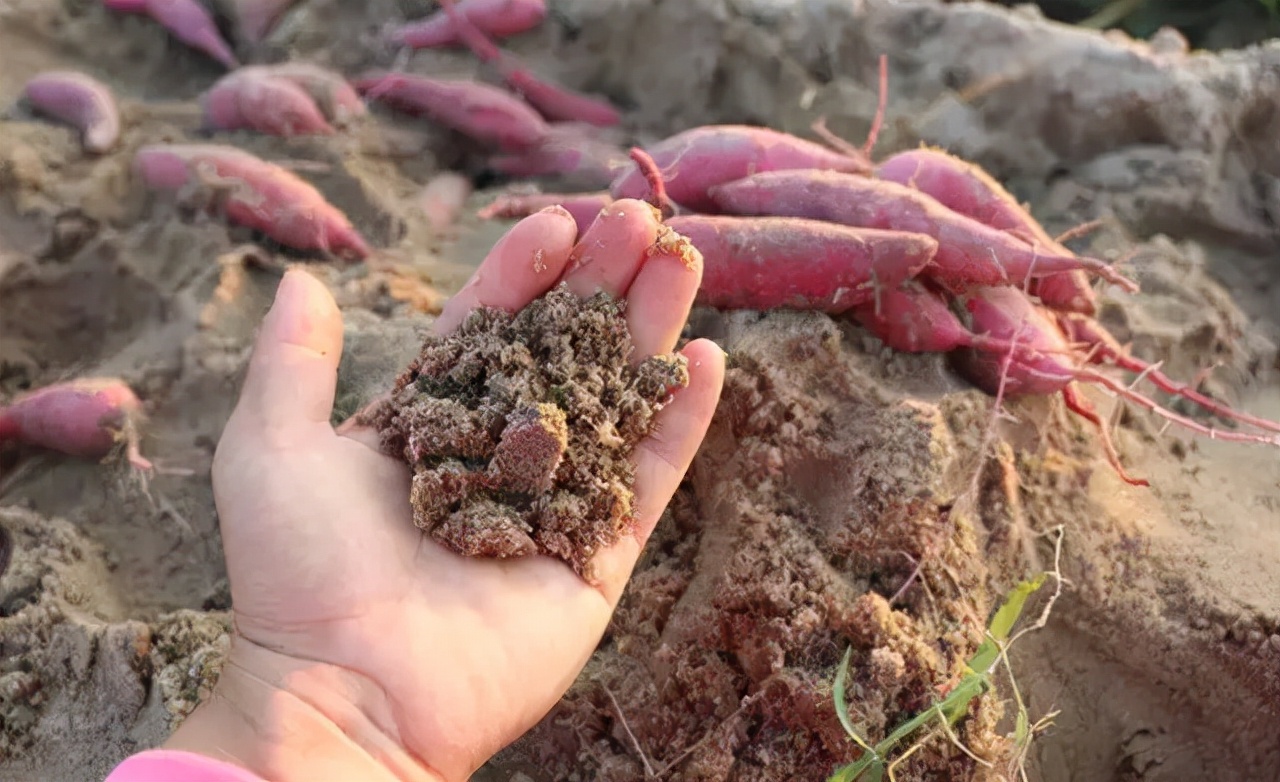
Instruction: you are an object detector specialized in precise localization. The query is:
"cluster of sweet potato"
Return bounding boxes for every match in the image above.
[482,59,1280,485]
[7,2,1279,485]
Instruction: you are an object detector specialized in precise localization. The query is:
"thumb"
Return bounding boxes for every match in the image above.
[231,267,344,445]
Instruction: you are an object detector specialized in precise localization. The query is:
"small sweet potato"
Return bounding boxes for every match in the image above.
[0,378,152,471]
[354,71,550,151]
[389,0,546,49]
[102,0,239,69]
[21,70,121,153]
[135,143,370,259]
[202,67,335,136]
[610,126,871,213]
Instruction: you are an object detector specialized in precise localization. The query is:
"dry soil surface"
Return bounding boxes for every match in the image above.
[0,1,1278,781]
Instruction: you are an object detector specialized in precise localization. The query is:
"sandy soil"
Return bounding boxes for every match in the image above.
[0,1,1278,781]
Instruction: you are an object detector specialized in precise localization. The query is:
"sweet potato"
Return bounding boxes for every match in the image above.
[202,67,335,136]
[0,378,152,471]
[389,0,546,49]
[477,191,611,236]
[256,63,366,125]
[21,70,121,153]
[102,0,239,69]
[609,126,871,213]
[850,280,1021,355]
[875,146,1098,314]
[419,172,473,233]
[664,215,938,314]
[353,71,550,151]
[437,0,620,127]
[135,143,370,259]
[708,170,1139,293]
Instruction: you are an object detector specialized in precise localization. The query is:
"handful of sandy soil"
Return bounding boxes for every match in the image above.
[363,283,689,578]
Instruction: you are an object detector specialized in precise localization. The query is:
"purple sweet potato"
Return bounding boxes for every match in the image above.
[709,170,1138,293]
[609,126,871,213]
[202,67,335,136]
[353,71,550,151]
[876,146,1098,315]
[0,377,152,471]
[21,70,121,153]
[102,0,239,69]
[664,215,938,313]
[389,0,546,48]
[135,143,370,259]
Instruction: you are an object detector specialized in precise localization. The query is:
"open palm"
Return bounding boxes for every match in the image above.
[190,201,724,781]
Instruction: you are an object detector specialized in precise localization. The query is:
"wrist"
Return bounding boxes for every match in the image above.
[163,633,446,782]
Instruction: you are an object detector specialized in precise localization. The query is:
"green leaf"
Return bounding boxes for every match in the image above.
[966,573,1048,674]
[833,646,876,754]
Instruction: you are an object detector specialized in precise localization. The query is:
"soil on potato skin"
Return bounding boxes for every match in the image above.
[363,284,690,577]
[0,1,1279,781]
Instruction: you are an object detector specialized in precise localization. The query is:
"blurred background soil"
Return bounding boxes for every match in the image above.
[0,1,1278,780]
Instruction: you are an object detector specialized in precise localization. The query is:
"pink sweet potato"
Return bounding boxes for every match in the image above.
[875,146,1098,315]
[102,0,239,70]
[850,280,1020,355]
[609,126,871,213]
[135,143,370,259]
[353,71,550,151]
[477,191,611,236]
[264,62,366,125]
[664,215,938,314]
[708,170,1139,294]
[389,0,546,48]
[0,378,152,471]
[21,70,121,153]
[419,172,473,233]
[437,0,620,127]
[202,67,335,136]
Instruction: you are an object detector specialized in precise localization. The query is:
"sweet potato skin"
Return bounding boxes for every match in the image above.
[876,146,1098,314]
[610,126,870,212]
[665,215,938,313]
[389,0,547,48]
[709,170,1137,293]
[102,0,240,69]
[354,72,550,151]
[22,70,121,153]
[0,378,151,470]
[202,68,336,136]
[134,144,371,259]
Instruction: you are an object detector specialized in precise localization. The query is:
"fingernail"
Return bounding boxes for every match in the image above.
[267,268,323,348]
[538,204,574,221]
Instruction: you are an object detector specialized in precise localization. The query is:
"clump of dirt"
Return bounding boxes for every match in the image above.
[363,283,689,577]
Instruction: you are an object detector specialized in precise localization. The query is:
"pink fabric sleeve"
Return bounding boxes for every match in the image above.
[104,750,266,782]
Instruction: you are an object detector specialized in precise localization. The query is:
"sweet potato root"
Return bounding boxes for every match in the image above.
[135,143,370,259]
[21,70,121,153]
[665,215,938,314]
[0,378,152,471]
[709,170,1138,293]
[389,0,546,49]
[354,71,550,151]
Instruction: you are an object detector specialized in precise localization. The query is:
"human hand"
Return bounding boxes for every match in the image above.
[165,201,725,781]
